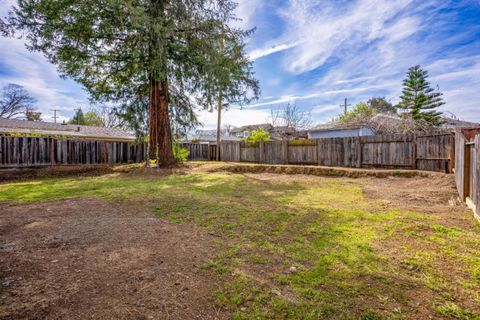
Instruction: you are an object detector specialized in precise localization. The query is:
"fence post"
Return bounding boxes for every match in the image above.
[317,139,321,166]
[283,140,289,164]
[235,142,241,162]
[412,135,417,170]
[50,138,55,166]
[259,142,265,163]
[464,142,471,200]
[448,132,455,173]
[357,137,363,168]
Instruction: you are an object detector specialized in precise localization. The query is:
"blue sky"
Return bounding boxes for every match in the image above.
[1,0,480,128]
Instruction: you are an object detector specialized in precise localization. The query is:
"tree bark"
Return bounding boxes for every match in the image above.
[216,90,222,161]
[149,78,175,166]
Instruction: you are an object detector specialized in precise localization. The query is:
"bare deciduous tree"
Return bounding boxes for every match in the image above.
[269,103,313,130]
[90,105,124,128]
[0,84,37,119]
[222,123,234,136]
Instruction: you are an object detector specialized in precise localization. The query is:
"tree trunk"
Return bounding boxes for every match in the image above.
[149,78,175,166]
[216,90,223,161]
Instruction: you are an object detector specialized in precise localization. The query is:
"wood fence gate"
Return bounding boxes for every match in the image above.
[455,129,480,220]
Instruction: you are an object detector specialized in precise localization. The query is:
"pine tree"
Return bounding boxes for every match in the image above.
[397,65,445,127]
[69,109,86,125]
[6,0,259,166]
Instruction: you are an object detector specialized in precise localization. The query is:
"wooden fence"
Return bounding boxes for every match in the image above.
[0,136,145,168]
[455,129,480,220]
[179,143,217,161]
[218,133,454,172]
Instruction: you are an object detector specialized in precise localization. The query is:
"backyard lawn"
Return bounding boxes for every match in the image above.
[1,163,479,319]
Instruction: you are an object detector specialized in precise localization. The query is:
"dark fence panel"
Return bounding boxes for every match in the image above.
[0,136,144,168]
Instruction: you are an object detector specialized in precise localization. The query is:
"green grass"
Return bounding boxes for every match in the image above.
[1,171,479,319]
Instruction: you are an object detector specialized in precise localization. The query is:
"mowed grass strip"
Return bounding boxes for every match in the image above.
[1,172,479,319]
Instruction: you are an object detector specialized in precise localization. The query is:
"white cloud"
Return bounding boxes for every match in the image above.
[0,36,89,121]
[248,41,298,60]
[231,0,263,29]
[249,0,417,74]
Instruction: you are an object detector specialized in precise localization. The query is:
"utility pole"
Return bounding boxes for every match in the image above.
[50,109,60,123]
[340,98,351,115]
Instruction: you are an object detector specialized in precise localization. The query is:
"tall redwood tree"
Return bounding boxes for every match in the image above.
[6,0,259,166]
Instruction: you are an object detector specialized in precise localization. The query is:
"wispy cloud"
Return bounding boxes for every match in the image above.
[245,0,480,123]
[1,0,479,128]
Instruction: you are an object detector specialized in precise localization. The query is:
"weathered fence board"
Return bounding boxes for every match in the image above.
[455,130,480,220]
[0,136,144,168]
[220,141,241,162]
[263,141,286,164]
[416,133,454,172]
[288,143,317,164]
[214,133,453,172]
[240,145,260,163]
[474,135,480,218]
[455,131,468,200]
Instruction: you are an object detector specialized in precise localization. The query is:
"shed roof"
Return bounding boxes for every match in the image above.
[0,118,135,141]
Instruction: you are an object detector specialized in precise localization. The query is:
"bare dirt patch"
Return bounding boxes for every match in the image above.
[361,174,472,227]
[0,197,228,320]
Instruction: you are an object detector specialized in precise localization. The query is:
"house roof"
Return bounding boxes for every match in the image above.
[230,123,273,133]
[0,118,135,141]
[442,117,479,128]
[308,122,368,132]
[184,134,242,143]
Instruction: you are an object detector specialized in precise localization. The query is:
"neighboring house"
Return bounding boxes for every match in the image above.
[308,123,375,139]
[183,134,242,144]
[229,123,302,141]
[0,118,135,142]
[308,114,480,139]
[229,124,274,138]
[441,117,479,129]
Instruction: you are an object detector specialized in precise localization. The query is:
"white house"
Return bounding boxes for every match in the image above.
[307,124,375,139]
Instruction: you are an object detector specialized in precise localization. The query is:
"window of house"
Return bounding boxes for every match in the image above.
[243,131,250,137]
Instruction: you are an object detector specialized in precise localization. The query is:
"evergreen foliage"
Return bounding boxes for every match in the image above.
[366,97,396,114]
[397,65,444,127]
[68,109,86,125]
[6,0,259,165]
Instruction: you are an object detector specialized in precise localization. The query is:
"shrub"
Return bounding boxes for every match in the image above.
[244,129,271,143]
[338,102,377,124]
[173,143,189,163]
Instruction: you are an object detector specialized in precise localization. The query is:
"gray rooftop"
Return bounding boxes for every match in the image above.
[0,118,135,141]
